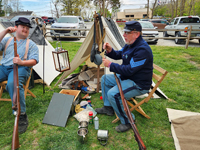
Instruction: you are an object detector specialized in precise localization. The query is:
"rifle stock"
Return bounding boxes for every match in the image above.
[12,37,21,150]
[114,73,146,150]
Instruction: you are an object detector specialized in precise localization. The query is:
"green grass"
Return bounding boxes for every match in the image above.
[0,42,200,150]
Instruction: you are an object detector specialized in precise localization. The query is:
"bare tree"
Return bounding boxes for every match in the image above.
[51,0,60,18]
[175,0,178,16]
[147,0,149,18]
[170,0,176,18]
[180,0,186,16]
[151,0,157,19]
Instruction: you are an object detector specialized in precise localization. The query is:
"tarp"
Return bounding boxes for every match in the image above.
[167,108,200,150]
[0,22,60,86]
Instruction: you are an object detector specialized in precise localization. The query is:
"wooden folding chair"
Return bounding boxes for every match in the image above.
[0,68,36,101]
[112,63,168,123]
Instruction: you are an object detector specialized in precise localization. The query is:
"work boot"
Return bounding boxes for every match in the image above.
[18,113,28,134]
[95,106,114,116]
[115,123,131,132]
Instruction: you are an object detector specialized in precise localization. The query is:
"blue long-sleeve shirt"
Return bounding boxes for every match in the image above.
[107,35,153,90]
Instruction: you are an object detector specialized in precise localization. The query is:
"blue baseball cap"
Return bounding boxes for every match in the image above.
[123,21,142,32]
[15,17,32,28]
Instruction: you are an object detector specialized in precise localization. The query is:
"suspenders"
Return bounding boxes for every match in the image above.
[4,37,30,60]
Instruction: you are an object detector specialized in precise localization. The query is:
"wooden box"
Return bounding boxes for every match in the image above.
[59,89,81,115]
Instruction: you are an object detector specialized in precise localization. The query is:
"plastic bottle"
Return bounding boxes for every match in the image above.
[89,111,93,124]
[94,116,99,130]
[87,100,92,107]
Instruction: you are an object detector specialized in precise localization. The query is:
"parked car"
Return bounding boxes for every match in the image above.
[50,16,87,40]
[140,19,150,21]
[0,17,9,22]
[150,19,169,29]
[139,21,159,44]
[163,16,200,44]
[44,17,56,25]
[84,18,91,22]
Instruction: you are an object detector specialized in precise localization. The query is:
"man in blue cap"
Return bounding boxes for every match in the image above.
[95,21,153,132]
[0,17,39,133]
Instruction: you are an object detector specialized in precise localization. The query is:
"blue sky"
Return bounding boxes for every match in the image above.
[20,0,52,17]
[20,0,153,17]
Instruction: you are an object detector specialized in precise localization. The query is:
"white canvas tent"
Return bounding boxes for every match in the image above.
[55,17,124,86]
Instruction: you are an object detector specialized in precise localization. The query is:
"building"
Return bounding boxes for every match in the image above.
[113,8,152,22]
[8,11,33,19]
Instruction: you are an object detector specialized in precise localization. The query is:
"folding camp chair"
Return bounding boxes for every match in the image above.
[0,68,36,101]
[112,63,168,123]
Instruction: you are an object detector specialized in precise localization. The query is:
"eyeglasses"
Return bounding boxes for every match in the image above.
[123,31,139,35]
[123,31,132,35]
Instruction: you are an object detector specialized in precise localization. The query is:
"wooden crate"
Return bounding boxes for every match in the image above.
[59,89,81,115]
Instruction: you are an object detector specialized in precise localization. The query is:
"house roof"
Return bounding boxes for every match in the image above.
[8,11,33,19]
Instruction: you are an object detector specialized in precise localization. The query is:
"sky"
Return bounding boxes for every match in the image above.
[20,0,154,17]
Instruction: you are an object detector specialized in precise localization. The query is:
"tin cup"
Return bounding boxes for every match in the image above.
[77,128,88,143]
[78,121,88,128]
[97,129,109,146]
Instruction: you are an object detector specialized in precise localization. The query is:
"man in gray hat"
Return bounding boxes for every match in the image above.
[95,21,153,132]
[0,17,39,133]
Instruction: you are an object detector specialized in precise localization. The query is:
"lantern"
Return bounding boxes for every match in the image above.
[52,42,70,72]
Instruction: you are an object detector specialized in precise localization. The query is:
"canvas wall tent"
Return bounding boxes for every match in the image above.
[0,21,60,86]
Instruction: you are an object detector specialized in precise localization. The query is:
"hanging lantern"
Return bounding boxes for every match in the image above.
[52,42,70,72]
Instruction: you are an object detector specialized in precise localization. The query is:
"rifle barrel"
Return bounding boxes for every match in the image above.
[114,73,146,150]
[12,37,21,150]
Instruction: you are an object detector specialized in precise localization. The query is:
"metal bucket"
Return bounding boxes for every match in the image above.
[77,128,88,143]
[78,121,88,128]
[97,130,108,146]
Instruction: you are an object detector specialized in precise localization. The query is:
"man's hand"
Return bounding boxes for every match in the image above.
[103,42,112,53]
[7,27,17,33]
[13,54,23,65]
[102,58,111,67]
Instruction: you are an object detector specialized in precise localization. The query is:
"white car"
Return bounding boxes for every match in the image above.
[50,16,87,40]
[139,21,159,44]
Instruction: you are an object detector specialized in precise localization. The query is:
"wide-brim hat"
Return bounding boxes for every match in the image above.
[123,21,142,32]
[15,17,32,28]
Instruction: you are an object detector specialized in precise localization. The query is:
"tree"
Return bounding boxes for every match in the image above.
[51,0,60,18]
[0,0,4,16]
[60,0,90,16]
[151,0,157,19]
[93,0,120,17]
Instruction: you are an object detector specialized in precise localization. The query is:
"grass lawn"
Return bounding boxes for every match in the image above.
[0,41,200,150]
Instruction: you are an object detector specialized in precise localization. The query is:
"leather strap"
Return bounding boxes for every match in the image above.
[4,38,30,60]
[23,39,30,60]
[4,37,13,58]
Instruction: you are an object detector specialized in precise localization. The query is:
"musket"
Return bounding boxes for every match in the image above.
[114,73,146,150]
[12,37,21,150]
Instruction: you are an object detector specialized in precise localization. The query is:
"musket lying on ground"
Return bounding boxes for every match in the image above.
[114,73,146,150]
[12,37,21,150]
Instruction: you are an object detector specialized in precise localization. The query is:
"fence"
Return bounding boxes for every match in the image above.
[43,25,200,49]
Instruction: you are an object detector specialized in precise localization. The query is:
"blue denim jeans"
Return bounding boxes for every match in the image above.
[0,65,30,113]
[101,74,149,124]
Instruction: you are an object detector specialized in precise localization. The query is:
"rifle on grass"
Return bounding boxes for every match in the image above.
[12,37,21,150]
[114,73,146,150]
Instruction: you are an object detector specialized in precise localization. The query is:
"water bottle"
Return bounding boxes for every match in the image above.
[94,116,99,130]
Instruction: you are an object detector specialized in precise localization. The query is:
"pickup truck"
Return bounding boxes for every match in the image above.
[163,16,200,44]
